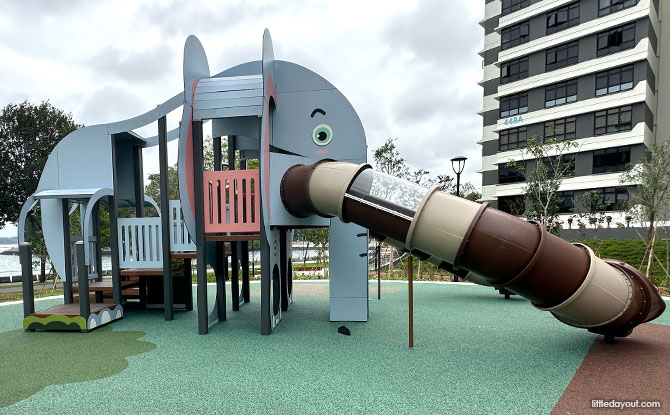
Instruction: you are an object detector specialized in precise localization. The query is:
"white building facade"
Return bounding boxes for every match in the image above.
[479,0,670,227]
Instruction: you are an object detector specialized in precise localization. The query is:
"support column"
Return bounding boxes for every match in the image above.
[76,241,90,321]
[92,203,103,283]
[408,255,413,348]
[231,242,240,310]
[240,157,250,303]
[133,144,144,218]
[62,198,73,304]
[20,242,34,318]
[213,135,226,320]
[193,120,208,334]
[158,116,173,321]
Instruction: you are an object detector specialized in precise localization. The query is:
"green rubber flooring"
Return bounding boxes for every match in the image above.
[0,281,668,414]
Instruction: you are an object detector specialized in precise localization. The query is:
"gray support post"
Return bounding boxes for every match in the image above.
[215,243,226,321]
[240,157,250,303]
[158,116,173,321]
[76,241,90,321]
[184,258,193,311]
[213,135,226,319]
[92,203,103,282]
[109,134,122,305]
[228,136,241,310]
[19,242,34,318]
[231,242,240,310]
[193,120,208,334]
[62,198,73,304]
[260,215,271,334]
[133,144,144,218]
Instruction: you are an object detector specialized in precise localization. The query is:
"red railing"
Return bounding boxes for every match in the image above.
[203,170,260,233]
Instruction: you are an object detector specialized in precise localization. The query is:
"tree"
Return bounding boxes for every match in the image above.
[0,101,81,281]
[373,138,409,179]
[507,136,578,234]
[145,164,180,211]
[620,140,670,278]
[0,101,81,226]
[576,189,610,256]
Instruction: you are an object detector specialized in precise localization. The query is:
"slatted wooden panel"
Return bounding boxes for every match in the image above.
[168,200,196,252]
[117,217,163,269]
[203,170,260,233]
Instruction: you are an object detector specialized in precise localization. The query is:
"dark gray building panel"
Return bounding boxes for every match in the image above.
[482,109,499,127]
[482,170,499,186]
[483,78,499,96]
[483,16,500,35]
[483,48,500,66]
[482,139,499,157]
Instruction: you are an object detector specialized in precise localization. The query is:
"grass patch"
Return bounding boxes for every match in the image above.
[0,326,155,408]
[575,238,670,287]
[0,289,64,304]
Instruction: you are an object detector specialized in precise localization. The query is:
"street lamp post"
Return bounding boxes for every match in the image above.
[450,156,467,197]
[450,156,467,283]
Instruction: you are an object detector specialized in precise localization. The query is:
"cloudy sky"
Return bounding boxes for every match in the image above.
[0,0,484,236]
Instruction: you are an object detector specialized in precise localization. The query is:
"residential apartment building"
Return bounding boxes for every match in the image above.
[478,0,670,226]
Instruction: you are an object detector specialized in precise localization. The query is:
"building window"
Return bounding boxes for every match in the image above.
[543,155,576,178]
[545,79,578,108]
[599,187,629,210]
[500,93,528,118]
[498,195,526,215]
[499,127,527,151]
[501,21,530,50]
[546,41,579,71]
[593,146,631,173]
[547,2,580,35]
[544,117,577,141]
[597,23,635,57]
[500,56,529,85]
[555,191,574,213]
[502,0,531,16]
[499,163,525,184]
[594,106,633,135]
[598,0,639,17]
[596,64,634,96]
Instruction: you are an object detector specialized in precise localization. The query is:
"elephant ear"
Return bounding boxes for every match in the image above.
[178,35,210,238]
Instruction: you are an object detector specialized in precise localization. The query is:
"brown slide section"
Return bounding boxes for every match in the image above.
[281,161,665,338]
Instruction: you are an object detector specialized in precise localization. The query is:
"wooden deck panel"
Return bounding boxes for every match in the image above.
[31,303,117,318]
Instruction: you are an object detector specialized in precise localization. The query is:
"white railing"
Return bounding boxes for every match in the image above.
[169,200,196,252]
[118,217,163,268]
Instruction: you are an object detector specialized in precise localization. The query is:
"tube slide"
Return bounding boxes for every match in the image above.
[281,160,666,338]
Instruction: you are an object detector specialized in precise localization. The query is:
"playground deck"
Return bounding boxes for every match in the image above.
[0,281,668,414]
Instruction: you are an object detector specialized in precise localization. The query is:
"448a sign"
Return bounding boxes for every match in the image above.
[503,116,523,125]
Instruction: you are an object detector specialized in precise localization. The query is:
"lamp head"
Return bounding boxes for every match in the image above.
[450,156,467,175]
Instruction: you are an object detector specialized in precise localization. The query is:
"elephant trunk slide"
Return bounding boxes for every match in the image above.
[281,160,665,338]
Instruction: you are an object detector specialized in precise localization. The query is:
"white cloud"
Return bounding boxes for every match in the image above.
[0,0,485,189]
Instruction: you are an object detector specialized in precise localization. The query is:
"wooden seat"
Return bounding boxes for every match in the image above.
[120,268,164,276]
[171,252,196,259]
[72,280,138,293]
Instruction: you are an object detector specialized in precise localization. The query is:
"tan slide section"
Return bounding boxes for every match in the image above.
[281,161,666,338]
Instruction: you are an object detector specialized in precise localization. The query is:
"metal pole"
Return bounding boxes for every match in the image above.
[20,242,34,318]
[376,243,381,300]
[408,255,413,348]
[158,115,173,321]
[456,172,461,198]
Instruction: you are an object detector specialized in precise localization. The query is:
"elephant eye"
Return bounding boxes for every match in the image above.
[312,124,333,146]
